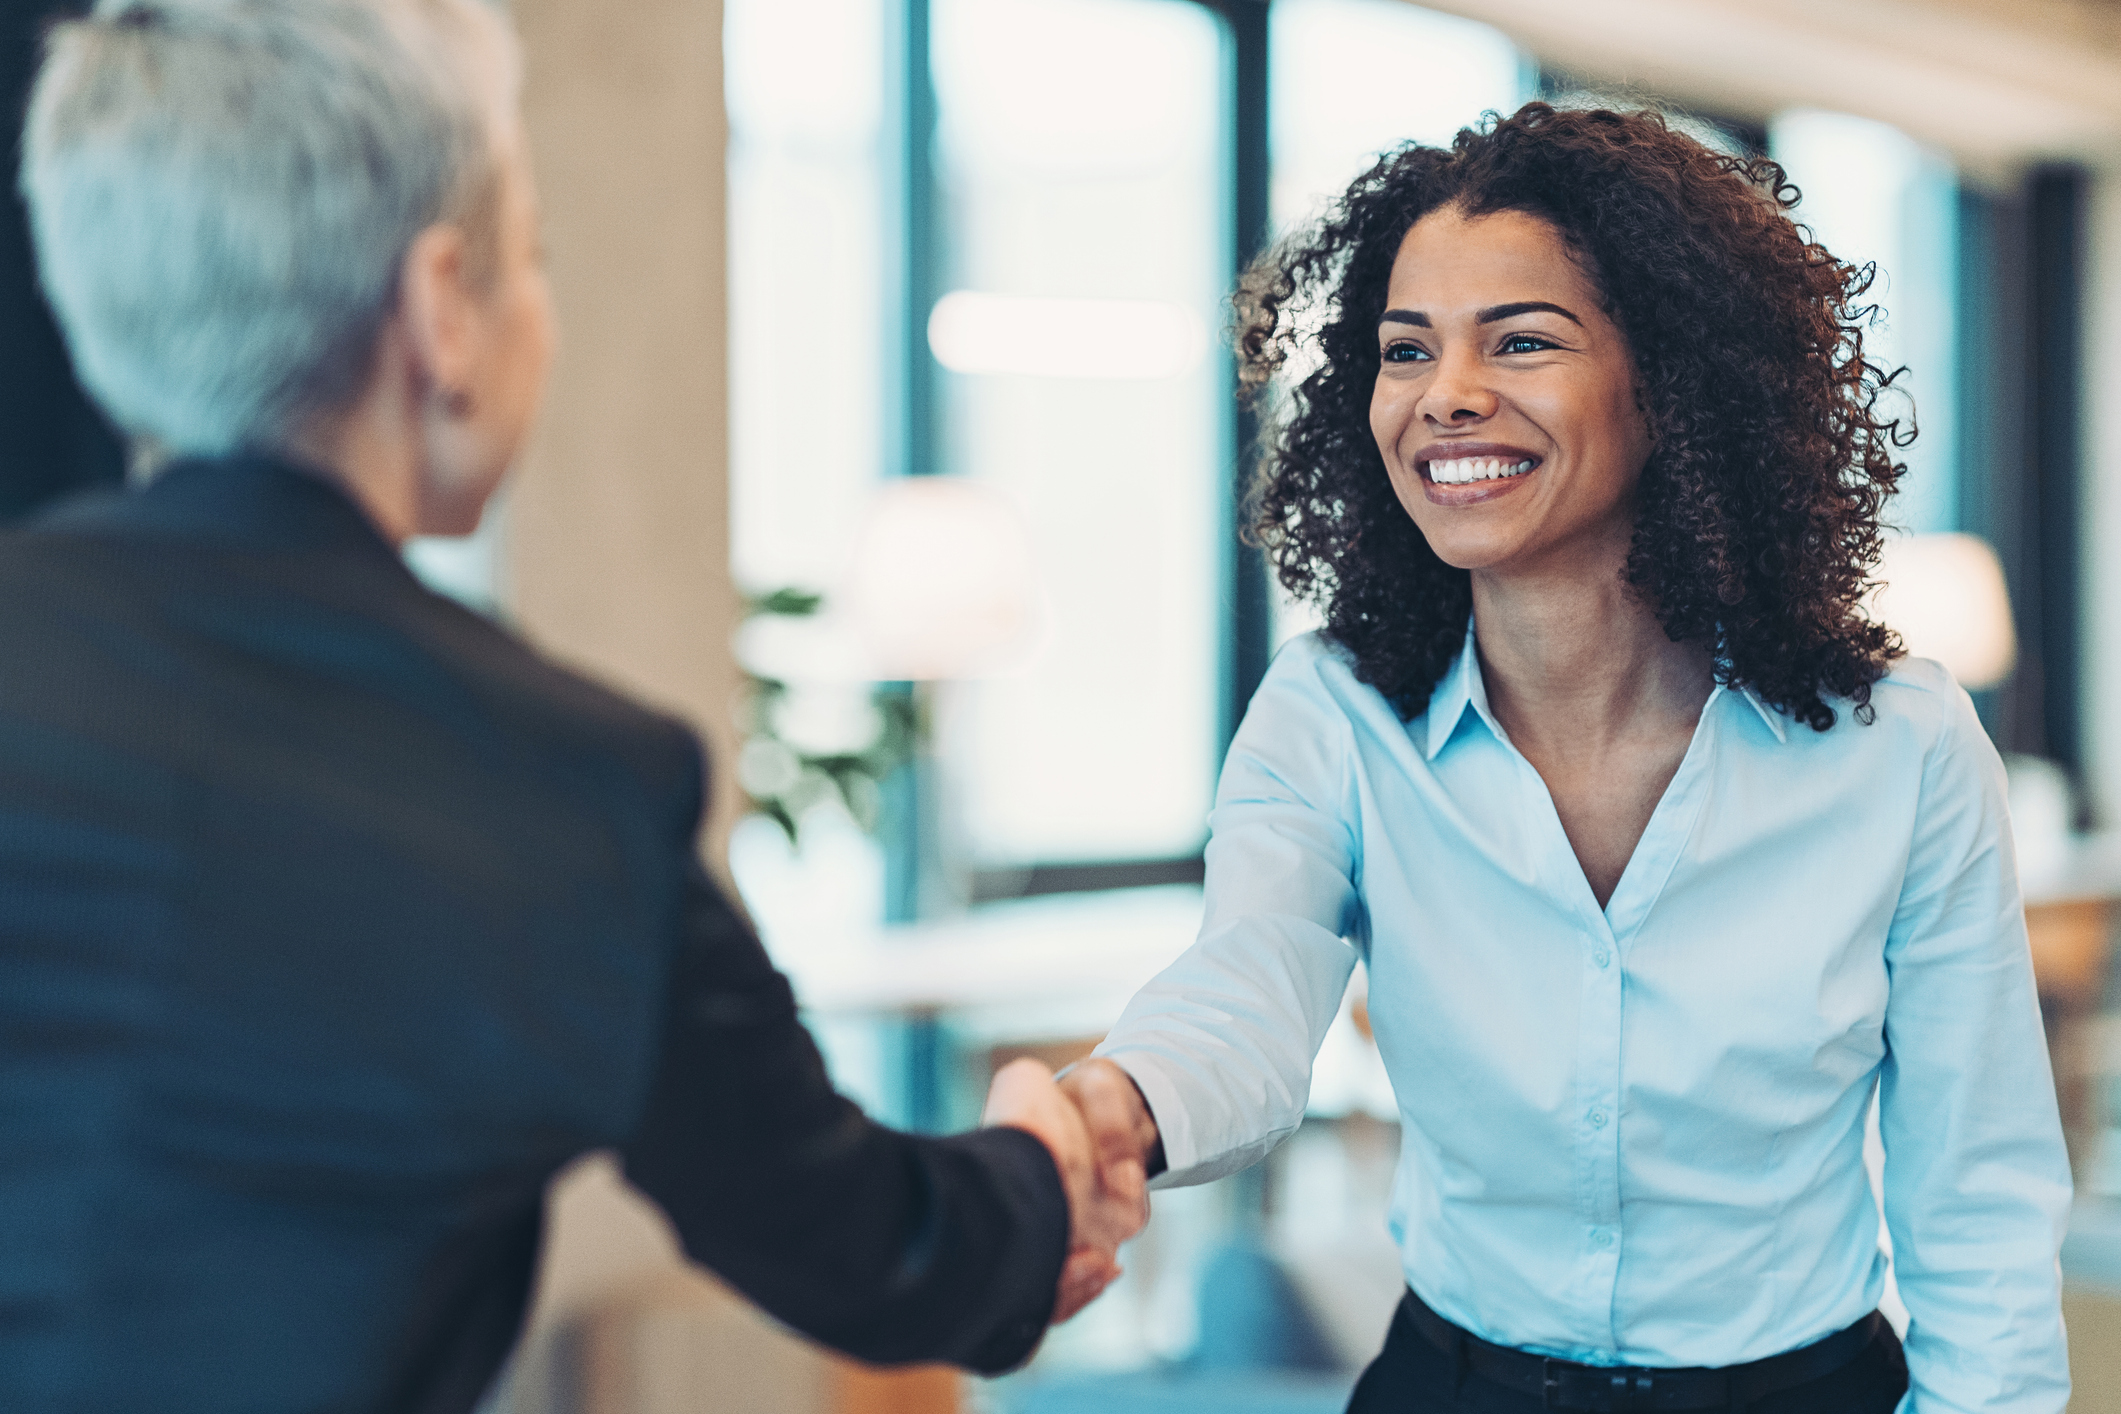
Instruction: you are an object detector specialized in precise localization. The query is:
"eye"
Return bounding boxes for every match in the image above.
[1498,332,1558,355]
[1381,341,1432,364]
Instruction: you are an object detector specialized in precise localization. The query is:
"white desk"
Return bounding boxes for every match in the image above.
[764,882,1396,1123]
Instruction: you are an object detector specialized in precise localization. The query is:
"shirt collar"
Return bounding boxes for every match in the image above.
[1421,619,1792,758]
[1422,620,1501,760]
[1729,682,1790,743]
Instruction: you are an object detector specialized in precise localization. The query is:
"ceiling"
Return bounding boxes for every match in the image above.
[1412,0,2121,179]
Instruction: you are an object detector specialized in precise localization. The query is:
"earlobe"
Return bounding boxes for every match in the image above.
[398,222,478,402]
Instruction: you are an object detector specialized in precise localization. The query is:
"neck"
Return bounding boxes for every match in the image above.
[1470,537,1713,751]
[282,334,422,548]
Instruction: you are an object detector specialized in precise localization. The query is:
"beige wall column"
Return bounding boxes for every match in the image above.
[507,0,746,866]
[487,4,758,1410]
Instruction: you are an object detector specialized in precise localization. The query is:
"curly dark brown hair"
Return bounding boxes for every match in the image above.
[1240,102,1907,731]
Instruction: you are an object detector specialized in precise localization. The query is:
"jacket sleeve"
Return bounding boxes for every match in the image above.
[620,865,1068,1373]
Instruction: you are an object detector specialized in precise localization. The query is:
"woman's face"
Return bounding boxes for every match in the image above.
[1368,205,1651,577]
[418,123,556,535]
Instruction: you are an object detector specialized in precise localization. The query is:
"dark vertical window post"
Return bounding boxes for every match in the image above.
[1960,168,2087,783]
[1214,0,1275,759]
[1201,0,1274,1225]
[1956,184,2024,736]
[0,0,124,521]
[879,0,942,931]
[881,0,947,1129]
[2029,166,2087,787]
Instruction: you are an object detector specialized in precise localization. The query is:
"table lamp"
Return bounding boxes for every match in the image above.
[1868,531,2016,691]
[733,478,1040,685]
[840,477,1041,682]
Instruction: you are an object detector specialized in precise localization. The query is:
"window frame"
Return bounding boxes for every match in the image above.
[882,0,1272,916]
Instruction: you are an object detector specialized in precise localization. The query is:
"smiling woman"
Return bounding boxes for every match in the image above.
[1241,104,1902,733]
[1043,102,2074,1414]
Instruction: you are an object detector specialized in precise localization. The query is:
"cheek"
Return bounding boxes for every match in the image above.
[508,278,557,401]
[1370,376,1415,459]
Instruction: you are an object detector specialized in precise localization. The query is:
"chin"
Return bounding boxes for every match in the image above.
[417,463,508,538]
[1413,525,1523,573]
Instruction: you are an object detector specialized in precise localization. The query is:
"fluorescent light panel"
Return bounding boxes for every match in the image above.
[926,291,1208,380]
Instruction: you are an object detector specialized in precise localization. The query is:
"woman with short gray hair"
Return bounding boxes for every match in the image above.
[25,0,540,530]
[0,3,1135,1410]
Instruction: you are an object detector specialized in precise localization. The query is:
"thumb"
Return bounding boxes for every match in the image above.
[984,1058,1093,1195]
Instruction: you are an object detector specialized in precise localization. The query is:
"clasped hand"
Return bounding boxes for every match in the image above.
[982,1056,1163,1325]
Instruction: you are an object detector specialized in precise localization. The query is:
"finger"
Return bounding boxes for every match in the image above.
[1077,1181,1148,1252]
[1106,1155,1150,1232]
[1052,1250,1121,1324]
[987,1060,1097,1200]
[1072,1065,1146,1166]
[981,1056,1054,1125]
[1068,1063,1162,1192]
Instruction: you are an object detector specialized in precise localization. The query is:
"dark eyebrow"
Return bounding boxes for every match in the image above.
[1377,301,1584,329]
[1477,300,1582,327]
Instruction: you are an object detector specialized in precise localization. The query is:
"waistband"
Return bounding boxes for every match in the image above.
[1395,1288,1885,1412]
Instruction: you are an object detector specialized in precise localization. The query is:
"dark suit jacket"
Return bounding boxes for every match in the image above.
[0,455,1067,1413]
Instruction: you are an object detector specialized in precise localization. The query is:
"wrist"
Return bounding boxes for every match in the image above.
[1121,1067,1167,1179]
[1063,1056,1166,1177]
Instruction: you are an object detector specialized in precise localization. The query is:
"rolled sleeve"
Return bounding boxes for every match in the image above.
[1096,640,1363,1186]
[1878,686,2072,1412]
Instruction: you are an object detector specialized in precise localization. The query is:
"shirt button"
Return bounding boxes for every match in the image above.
[1594,950,1611,968]
[1588,1108,1608,1128]
[1593,1230,1614,1248]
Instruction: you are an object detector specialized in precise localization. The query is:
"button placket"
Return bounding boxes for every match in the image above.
[1565,896,1626,1345]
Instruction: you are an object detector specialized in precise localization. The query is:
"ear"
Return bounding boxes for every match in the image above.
[396,223,480,405]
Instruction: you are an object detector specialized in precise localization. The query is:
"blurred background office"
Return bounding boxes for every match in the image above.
[3,0,2119,1410]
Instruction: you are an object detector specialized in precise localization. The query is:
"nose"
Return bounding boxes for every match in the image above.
[1416,345,1499,425]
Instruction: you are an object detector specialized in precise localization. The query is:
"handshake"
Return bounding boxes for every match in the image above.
[982,1056,1165,1324]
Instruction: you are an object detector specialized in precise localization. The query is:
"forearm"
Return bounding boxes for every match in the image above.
[1093,914,1355,1185]
[622,870,1067,1372]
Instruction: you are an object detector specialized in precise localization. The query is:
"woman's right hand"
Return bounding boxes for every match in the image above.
[1058,1058,1162,1240]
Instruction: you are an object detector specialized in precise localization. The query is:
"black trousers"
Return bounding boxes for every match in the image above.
[1346,1297,1910,1413]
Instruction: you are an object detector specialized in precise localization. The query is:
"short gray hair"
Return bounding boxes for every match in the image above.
[22,0,521,457]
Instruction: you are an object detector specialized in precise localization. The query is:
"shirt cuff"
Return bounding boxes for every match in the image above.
[1098,1046,1288,1189]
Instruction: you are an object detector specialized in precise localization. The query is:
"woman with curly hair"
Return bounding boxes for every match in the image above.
[1051,105,2070,1411]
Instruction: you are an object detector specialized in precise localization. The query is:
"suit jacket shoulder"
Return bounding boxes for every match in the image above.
[0,457,706,1410]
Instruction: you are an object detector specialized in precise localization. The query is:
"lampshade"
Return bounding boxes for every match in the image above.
[1867,532,2016,691]
[841,478,1041,681]
[732,480,1041,685]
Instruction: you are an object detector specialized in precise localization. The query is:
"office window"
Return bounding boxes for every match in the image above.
[1271,0,1529,231]
[726,0,1534,895]
[726,0,888,593]
[1770,111,1959,534]
[931,0,1227,866]
[724,0,892,950]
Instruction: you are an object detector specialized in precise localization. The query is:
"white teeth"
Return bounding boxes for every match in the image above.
[1426,456,1536,485]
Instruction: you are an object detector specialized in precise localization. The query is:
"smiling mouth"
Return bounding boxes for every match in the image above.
[1422,455,1540,486]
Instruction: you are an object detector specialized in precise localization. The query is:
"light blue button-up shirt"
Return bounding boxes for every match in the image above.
[1097,629,2071,1412]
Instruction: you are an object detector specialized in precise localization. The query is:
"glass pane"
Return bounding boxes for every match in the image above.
[1270,0,1530,234]
[1770,110,1959,535]
[724,0,889,963]
[725,0,887,594]
[931,0,1226,865]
